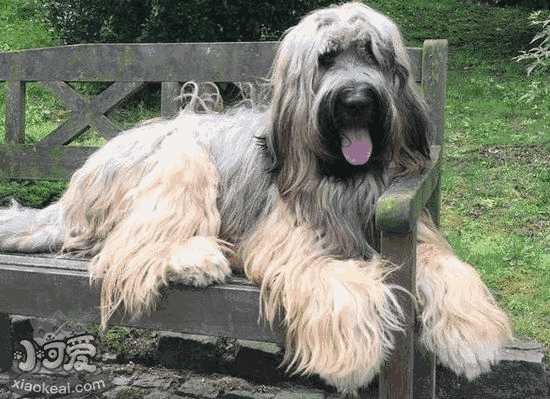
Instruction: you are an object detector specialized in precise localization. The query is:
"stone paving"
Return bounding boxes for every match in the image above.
[0,319,548,399]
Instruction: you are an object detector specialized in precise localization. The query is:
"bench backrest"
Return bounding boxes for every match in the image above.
[0,40,447,180]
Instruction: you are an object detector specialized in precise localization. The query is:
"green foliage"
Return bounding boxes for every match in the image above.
[41,0,334,44]
[0,0,57,51]
[367,0,540,63]
[513,11,550,128]
[475,0,550,7]
[41,0,149,44]
[515,11,550,75]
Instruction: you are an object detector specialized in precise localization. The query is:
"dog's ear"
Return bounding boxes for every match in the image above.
[391,48,433,176]
[266,25,320,193]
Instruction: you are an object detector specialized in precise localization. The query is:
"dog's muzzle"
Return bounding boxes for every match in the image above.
[337,83,376,166]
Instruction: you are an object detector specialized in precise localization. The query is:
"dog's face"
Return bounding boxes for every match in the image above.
[314,38,396,173]
[265,2,431,190]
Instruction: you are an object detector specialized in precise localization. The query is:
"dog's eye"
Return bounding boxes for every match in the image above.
[319,50,338,67]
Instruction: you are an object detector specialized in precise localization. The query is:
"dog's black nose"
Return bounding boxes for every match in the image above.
[340,84,373,111]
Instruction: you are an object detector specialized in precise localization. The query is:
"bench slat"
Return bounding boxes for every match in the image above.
[5,81,26,144]
[0,43,422,83]
[0,43,277,83]
[0,145,96,180]
[0,253,280,343]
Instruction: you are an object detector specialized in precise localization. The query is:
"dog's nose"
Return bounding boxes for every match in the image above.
[340,84,373,111]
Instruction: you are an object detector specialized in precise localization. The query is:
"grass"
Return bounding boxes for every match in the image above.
[0,0,549,362]
[444,68,550,350]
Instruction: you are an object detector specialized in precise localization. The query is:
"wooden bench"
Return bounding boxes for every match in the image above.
[0,40,447,399]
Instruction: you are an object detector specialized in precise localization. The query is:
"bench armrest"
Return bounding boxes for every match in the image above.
[375,145,441,233]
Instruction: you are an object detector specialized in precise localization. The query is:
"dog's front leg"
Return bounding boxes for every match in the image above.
[89,138,231,328]
[416,213,512,379]
[241,201,403,395]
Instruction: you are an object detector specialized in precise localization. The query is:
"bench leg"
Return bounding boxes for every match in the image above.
[0,313,12,371]
[418,175,440,398]
[413,322,436,399]
[426,176,441,226]
[378,229,416,399]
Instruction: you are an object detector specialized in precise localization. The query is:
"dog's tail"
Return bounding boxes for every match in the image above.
[0,199,64,253]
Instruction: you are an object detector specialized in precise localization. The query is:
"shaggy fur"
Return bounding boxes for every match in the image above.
[0,2,511,394]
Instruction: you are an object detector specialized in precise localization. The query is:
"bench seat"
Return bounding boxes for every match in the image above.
[0,252,281,343]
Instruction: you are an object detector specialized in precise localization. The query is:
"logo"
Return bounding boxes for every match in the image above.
[8,311,108,397]
[14,333,97,373]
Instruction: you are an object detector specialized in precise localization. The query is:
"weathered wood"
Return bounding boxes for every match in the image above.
[408,48,422,83]
[376,145,441,234]
[161,82,182,118]
[426,176,441,227]
[0,44,423,83]
[41,113,91,148]
[379,229,417,399]
[0,313,12,371]
[5,81,26,144]
[0,144,97,180]
[89,81,145,113]
[41,81,86,111]
[0,253,281,343]
[413,323,436,399]
[39,81,143,146]
[422,40,448,146]
[87,114,120,140]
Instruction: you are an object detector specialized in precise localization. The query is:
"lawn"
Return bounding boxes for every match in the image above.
[0,0,549,361]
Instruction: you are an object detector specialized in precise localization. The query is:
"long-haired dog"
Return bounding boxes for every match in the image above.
[0,2,511,394]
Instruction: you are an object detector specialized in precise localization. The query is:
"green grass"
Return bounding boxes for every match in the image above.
[443,67,550,350]
[0,0,549,362]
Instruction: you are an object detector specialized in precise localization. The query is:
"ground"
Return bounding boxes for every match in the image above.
[0,0,548,367]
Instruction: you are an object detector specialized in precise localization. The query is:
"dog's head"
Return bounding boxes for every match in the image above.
[263,2,432,192]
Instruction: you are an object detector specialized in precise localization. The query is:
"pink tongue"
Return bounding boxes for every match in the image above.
[341,133,373,165]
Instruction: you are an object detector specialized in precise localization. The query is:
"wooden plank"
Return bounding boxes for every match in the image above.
[39,81,143,146]
[0,253,281,343]
[88,114,120,140]
[375,146,441,234]
[89,81,145,113]
[0,253,258,285]
[413,323,436,399]
[39,112,90,147]
[161,82,182,118]
[378,229,417,399]
[408,47,422,83]
[0,252,89,272]
[0,313,12,371]
[0,144,97,180]
[0,43,277,82]
[425,176,441,227]
[0,44,423,83]
[41,81,86,111]
[5,81,26,144]
[422,40,448,146]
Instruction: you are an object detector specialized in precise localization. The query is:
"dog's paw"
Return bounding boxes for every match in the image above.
[418,255,512,380]
[168,236,231,287]
[425,324,507,379]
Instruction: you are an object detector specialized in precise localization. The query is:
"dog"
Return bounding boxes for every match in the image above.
[0,2,511,394]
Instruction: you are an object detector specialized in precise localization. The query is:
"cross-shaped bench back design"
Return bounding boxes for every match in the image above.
[0,40,448,399]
